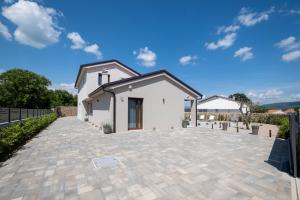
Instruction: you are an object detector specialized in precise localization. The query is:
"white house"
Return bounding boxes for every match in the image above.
[197,95,247,113]
[75,60,202,133]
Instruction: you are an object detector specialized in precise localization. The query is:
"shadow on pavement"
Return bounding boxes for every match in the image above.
[265,138,290,174]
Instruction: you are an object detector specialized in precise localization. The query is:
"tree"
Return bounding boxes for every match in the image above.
[229,93,253,130]
[251,104,267,113]
[0,69,51,108]
[49,90,77,108]
[228,93,251,104]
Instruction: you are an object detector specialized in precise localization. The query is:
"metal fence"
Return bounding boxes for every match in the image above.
[289,110,300,177]
[0,107,52,128]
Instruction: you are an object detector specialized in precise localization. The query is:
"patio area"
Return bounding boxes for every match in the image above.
[0,117,291,200]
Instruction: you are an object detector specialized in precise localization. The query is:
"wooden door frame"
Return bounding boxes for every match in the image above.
[128,98,143,130]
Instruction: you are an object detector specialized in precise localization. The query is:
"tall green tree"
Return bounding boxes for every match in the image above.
[49,90,77,108]
[0,69,51,108]
[228,93,251,103]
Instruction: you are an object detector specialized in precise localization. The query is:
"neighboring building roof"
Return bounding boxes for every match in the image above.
[198,95,237,104]
[284,108,296,113]
[89,69,203,97]
[74,59,141,88]
[267,109,286,114]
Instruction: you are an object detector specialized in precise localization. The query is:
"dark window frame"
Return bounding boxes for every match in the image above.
[98,73,102,85]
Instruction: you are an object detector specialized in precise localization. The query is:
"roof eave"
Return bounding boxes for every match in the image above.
[88,70,202,98]
[74,59,141,88]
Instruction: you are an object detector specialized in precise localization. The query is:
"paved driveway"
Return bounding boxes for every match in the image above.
[0,117,291,200]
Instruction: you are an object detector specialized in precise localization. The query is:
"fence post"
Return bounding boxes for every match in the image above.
[27,108,28,118]
[8,107,11,124]
[289,114,298,177]
[19,108,22,121]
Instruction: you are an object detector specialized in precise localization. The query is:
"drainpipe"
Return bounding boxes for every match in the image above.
[103,87,116,133]
[195,98,197,127]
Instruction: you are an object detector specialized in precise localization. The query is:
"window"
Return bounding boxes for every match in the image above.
[98,73,102,85]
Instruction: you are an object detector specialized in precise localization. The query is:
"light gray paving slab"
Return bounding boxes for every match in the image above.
[0,117,291,199]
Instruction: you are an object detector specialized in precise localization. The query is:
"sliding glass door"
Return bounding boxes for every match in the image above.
[128,98,143,130]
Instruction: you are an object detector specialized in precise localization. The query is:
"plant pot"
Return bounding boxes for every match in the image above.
[182,120,188,128]
[103,125,112,134]
[103,126,113,134]
[222,122,228,131]
[251,125,259,135]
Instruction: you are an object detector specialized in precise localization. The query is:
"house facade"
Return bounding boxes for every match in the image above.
[197,95,247,113]
[75,60,202,133]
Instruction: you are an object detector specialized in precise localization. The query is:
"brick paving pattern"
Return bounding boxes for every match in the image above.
[0,117,291,200]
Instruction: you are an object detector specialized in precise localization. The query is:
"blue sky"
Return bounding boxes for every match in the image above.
[0,0,300,104]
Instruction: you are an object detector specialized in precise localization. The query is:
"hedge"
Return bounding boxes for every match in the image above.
[0,113,57,158]
[250,113,288,126]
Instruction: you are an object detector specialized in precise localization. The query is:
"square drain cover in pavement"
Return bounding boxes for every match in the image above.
[92,156,119,169]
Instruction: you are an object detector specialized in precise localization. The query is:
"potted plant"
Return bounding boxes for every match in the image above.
[222,122,228,131]
[84,114,88,122]
[103,123,113,134]
[182,119,189,128]
[251,125,259,135]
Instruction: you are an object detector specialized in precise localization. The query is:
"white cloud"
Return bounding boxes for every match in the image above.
[2,0,61,48]
[206,33,237,50]
[217,25,240,34]
[179,55,197,65]
[67,32,86,49]
[237,7,273,27]
[290,9,300,15]
[84,44,102,59]
[248,89,300,104]
[275,36,300,52]
[49,82,77,95]
[294,93,300,99]
[66,32,102,59]
[281,50,300,62]
[247,89,284,103]
[0,21,12,40]
[234,47,253,61]
[133,47,157,67]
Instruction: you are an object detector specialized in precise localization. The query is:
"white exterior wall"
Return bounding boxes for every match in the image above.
[114,76,197,132]
[86,64,135,94]
[197,98,247,113]
[77,63,137,121]
[88,92,113,127]
[77,72,87,120]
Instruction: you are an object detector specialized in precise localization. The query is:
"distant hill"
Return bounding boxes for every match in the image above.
[263,101,300,109]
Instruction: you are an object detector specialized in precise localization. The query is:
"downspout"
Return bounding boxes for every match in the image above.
[103,87,116,133]
[195,98,197,127]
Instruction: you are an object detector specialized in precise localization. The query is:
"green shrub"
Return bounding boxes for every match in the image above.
[0,113,57,158]
[278,118,289,139]
[251,113,288,125]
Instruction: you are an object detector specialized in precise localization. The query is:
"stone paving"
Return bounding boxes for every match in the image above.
[0,117,291,200]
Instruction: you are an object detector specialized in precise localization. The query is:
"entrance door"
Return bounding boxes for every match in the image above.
[128,98,143,130]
